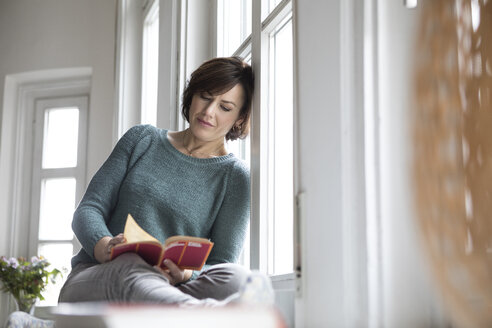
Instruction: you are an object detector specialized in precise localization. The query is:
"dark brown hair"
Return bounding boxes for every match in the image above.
[181,57,254,141]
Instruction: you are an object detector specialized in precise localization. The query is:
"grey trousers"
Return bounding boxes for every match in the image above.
[58,253,249,306]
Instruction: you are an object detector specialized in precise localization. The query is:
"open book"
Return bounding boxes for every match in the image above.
[110,214,214,271]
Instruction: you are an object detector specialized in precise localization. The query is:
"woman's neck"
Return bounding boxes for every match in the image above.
[180,129,227,158]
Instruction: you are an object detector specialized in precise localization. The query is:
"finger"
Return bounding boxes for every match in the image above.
[164,259,184,282]
[115,233,126,243]
[109,234,125,245]
[95,236,114,262]
[107,236,126,251]
[163,259,180,275]
[106,236,125,254]
[154,266,174,284]
[106,244,113,254]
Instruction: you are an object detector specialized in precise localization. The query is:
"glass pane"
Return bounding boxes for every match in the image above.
[39,178,76,240]
[227,54,251,268]
[228,136,251,167]
[37,243,73,307]
[141,2,159,126]
[217,0,252,56]
[270,18,293,275]
[42,107,79,168]
[263,0,282,21]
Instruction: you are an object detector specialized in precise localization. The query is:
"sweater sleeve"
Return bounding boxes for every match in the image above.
[72,125,151,260]
[206,161,250,264]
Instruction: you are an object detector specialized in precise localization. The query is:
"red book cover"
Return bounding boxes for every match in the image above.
[161,239,214,270]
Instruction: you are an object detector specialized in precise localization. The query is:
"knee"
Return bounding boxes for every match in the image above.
[114,253,165,284]
[202,263,250,292]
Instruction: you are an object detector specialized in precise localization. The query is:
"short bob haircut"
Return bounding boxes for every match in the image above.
[181,57,254,141]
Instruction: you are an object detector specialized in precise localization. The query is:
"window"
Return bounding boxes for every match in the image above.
[30,97,88,306]
[263,0,283,19]
[217,0,252,57]
[217,0,294,276]
[141,0,159,126]
[267,15,293,275]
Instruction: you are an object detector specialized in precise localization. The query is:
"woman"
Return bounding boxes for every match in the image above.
[58,57,263,306]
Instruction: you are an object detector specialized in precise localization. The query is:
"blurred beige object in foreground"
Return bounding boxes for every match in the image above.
[413,0,492,327]
[52,302,286,328]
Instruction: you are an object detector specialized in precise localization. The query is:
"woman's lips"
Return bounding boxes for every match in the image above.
[197,118,213,127]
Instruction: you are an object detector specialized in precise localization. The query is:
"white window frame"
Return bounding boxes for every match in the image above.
[28,96,88,310]
[29,96,88,253]
[0,68,91,319]
[250,0,295,278]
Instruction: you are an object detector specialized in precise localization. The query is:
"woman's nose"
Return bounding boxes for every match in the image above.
[202,101,216,116]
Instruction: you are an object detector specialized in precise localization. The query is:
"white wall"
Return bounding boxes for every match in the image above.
[294,1,345,326]
[0,0,117,179]
[377,1,447,326]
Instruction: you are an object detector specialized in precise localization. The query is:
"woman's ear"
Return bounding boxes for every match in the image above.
[234,118,244,128]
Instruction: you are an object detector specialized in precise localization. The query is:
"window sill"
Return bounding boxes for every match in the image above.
[269,272,296,291]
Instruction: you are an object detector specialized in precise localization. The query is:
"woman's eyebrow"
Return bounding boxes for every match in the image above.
[221,99,237,108]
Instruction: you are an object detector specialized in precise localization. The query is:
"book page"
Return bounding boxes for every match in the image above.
[164,235,211,247]
[124,214,160,244]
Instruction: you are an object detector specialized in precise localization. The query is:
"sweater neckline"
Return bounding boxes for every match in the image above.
[159,129,235,164]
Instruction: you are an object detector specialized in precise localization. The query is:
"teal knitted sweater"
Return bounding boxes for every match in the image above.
[71,125,250,279]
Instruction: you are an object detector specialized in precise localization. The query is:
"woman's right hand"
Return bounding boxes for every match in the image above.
[93,233,126,263]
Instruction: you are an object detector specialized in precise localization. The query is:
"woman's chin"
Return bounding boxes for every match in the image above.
[189,127,216,142]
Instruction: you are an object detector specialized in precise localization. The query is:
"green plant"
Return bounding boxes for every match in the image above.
[0,256,62,312]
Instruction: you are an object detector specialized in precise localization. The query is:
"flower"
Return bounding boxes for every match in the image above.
[0,255,62,309]
[8,257,19,269]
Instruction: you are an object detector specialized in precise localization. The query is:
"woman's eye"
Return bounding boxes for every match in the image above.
[221,105,231,112]
[200,94,211,101]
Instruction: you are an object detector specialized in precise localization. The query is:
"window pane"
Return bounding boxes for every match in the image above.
[228,136,251,167]
[217,0,252,56]
[262,0,282,21]
[42,107,79,169]
[37,243,72,307]
[270,18,293,275]
[227,54,251,268]
[39,178,76,240]
[141,1,159,126]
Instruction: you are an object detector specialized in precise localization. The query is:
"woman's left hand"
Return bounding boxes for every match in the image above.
[155,259,193,286]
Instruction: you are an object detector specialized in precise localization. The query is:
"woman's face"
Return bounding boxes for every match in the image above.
[188,83,244,142]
